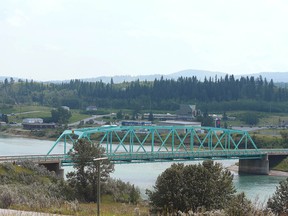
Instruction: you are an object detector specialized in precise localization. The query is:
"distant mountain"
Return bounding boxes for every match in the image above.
[234,72,288,83]
[81,69,228,83]
[82,74,165,83]
[2,70,288,84]
[168,69,227,81]
[80,70,288,84]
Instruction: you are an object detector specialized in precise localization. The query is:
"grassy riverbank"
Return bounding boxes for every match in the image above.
[0,126,62,140]
[271,157,288,173]
[0,161,149,216]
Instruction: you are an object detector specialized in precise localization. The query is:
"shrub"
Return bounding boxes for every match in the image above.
[267,177,288,215]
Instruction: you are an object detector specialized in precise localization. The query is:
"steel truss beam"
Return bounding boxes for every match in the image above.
[47,125,264,163]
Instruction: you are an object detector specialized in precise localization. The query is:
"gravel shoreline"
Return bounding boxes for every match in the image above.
[227,165,288,177]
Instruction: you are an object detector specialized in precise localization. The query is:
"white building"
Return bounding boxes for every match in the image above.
[22,118,43,124]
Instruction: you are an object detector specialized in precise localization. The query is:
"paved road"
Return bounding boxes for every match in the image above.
[0,208,66,216]
[231,126,262,132]
[68,114,110,127]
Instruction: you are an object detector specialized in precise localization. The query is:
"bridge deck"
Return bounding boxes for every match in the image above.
[1,149,288,165]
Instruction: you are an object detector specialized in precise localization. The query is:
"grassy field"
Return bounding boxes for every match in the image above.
[226,111,288,128]
[3,105,91,124]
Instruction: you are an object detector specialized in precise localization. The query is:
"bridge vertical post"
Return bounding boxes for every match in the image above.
[245,133,248,149]
[151,129,154,153]
[209,129,212,150]
[130,129,133,155]
[190,129,194,151]
[171,129,175,152]
[64,135,67,154]
[227,132,231,150]
[109,131,112,154]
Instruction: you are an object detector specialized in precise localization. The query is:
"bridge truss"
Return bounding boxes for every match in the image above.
[47,125,265,164]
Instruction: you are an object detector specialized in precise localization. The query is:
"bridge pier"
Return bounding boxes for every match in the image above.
[239,155,269,175]
[39,162,64,178]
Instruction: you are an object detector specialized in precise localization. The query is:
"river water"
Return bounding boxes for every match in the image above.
[0,134,286,204]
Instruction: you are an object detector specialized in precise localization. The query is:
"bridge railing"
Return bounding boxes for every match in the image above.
[0,154,67,163]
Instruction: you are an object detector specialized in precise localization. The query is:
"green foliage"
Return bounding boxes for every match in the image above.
[116,110,123,119]
[146,160,236,214]
[1,114,8,123]
[0,162,73,210]
[239,112,260,125]
[66,139,114,202]
[103,178,141,204]
[196,115,214,126]
[0,74,288,113]
[51,107,72,124]
[252,134,283,148]
[148,111,154,121]
[280,130,288,147]
[267,177,288,215]
[225,192,255,216]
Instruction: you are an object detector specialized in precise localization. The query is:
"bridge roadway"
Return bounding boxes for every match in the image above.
[1,149,288,165]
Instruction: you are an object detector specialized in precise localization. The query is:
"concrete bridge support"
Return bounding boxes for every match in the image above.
[39,162,64,178]
[239,155,269,175]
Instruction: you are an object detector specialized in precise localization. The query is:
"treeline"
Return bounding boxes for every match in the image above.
[1,75,288,112]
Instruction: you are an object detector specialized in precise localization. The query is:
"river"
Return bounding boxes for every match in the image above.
[0,134,286,204]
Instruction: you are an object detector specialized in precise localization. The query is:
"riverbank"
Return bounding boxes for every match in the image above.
[1,127,59,141]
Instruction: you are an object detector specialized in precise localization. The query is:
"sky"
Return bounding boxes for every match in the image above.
[1,0,288,81]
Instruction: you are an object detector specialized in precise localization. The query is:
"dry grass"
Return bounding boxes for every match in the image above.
[10,201,149,216]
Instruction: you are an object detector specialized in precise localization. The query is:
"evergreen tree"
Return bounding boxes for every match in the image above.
[116,110,123,119]
[148,111,154,121]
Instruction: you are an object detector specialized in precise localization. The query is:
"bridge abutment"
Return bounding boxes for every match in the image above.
[239,155,269,175]
[39,162,64,179]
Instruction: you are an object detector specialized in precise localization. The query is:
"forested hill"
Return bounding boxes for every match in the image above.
[1,75,288,113]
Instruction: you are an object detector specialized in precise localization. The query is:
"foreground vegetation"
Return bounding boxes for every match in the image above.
[2,141,288,215]
[0,159,282,216]
[0,157,144,215]
[146,161,288,216]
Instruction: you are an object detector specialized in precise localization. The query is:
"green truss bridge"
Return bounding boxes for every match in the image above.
[45,125,288,175]
[2,125,288,176]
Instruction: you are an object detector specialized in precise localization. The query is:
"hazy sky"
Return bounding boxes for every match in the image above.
[1,0,288,81]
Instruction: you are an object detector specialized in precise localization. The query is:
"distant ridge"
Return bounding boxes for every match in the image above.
[80,70,288,83]
[235,72,288,83]
[81,69,228,83]
[1,70,288,83]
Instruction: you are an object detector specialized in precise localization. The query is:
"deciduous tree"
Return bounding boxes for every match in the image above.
[66,139,114,202]
[267,177,288,215]
[146,160,236,214]
[51,106,72,124]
